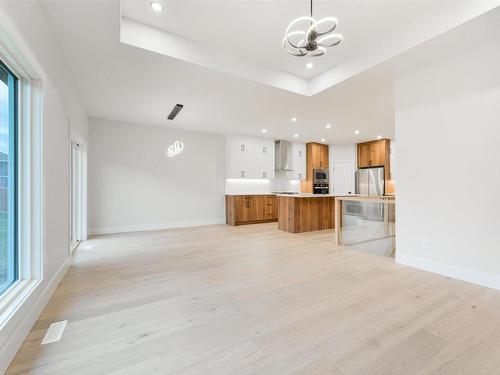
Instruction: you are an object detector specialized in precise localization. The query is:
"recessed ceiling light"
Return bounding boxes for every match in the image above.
[377,135,382,139]
[306,63,313,69]
[325,124,331,129]
[150,1,163,12]
[262,129,267,133]
[321,138,325,142]
[294,134,299,138]
[354,130,360,135]
[291,117,297,122]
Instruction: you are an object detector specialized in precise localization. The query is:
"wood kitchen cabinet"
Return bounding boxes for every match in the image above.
[357,139,391,181]
[302,142,329,193]
[226,195,278,225]
[320,144,329,169]
[357,142,372,168]
[307,142,329,171]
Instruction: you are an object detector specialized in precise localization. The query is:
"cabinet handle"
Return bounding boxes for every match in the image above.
[298,151,302,157]
[241,144,245,151]
[262,171,267,178]
[298,173,302,179]
[263,146,266,153]
[241,170,245,178]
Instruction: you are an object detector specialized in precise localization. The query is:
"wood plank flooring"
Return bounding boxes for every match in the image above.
[7,223,500,374]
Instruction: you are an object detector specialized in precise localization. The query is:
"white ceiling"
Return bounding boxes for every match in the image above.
[121,0,500,95]
[37,0,500,144]
[122,0,437,80]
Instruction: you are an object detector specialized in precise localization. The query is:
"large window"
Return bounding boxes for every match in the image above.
[0,60,18,296]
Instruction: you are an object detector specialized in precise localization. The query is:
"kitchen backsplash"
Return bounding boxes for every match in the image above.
[225,175,300,195]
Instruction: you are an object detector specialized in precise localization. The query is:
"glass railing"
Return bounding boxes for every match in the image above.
[335,196,395,257]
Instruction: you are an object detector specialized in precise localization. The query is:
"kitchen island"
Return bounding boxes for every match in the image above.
[277,194,344,234]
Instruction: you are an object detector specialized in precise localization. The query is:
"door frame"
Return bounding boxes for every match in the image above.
[70,140,87,253]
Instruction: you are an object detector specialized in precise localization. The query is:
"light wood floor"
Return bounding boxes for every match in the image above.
[7,223,500,374]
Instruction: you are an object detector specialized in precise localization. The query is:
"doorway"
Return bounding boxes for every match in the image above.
[331,161,354,195]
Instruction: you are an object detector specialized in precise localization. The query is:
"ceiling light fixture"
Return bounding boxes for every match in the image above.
[291,117,297,122]
[294,134,299,138]
[354,130,360,135]
[262,129,267,133]
[167,104,183,120]
[321,138,325,142]
[306,62,313,69]
[150,1,163,12]
[283,0,343,57]
[325,124,331,129]
[377,135,382,139]
[166,103,183,158]
[166,140,184,158]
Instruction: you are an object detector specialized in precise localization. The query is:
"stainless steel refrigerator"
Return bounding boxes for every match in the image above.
[355,167,385,196]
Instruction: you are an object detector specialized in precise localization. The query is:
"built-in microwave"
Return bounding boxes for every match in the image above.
[313,169,329,183]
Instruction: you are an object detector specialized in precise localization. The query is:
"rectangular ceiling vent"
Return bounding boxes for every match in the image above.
[167,104,184,120]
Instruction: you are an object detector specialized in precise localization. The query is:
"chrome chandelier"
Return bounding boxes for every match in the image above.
[283,0,343,57]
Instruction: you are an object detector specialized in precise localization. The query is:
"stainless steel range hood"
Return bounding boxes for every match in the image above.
[275,140,294,171]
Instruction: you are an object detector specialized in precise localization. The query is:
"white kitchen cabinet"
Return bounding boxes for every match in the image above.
[227,150,254,179]
[228,135,254,153]
[292,142,306,180]
[254,138,275,179]
[226,135,275,179]
[254,138,274,156]
[254,152,275,179]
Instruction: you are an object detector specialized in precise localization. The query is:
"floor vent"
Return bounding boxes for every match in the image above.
[41,320,68,345]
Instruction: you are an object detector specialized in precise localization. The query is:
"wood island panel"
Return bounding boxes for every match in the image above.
[278,196,335,233]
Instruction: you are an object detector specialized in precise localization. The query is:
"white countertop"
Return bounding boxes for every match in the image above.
[225,193,276,196]
[225,193,394,199]
[276,193,358,198]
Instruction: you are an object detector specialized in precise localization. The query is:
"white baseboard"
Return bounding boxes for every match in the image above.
[89,218,226,236]
[396,253,500,291]
[0,258,71,374]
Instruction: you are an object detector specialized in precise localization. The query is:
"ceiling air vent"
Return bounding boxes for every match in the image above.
[167,104,184,120]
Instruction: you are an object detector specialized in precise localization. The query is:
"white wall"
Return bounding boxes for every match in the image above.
[330,144,357,164]
[0,2,88,373]
[88,118,225,234]
[395,21,500,289]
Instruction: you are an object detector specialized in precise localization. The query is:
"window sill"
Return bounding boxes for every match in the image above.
[0,279,41,329]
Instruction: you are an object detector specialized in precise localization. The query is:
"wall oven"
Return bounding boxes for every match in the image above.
[313,169,329,194]
[313,169,329,184]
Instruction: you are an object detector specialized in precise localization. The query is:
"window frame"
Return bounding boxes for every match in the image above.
[0,43,43,328]
[0,59,19,297]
